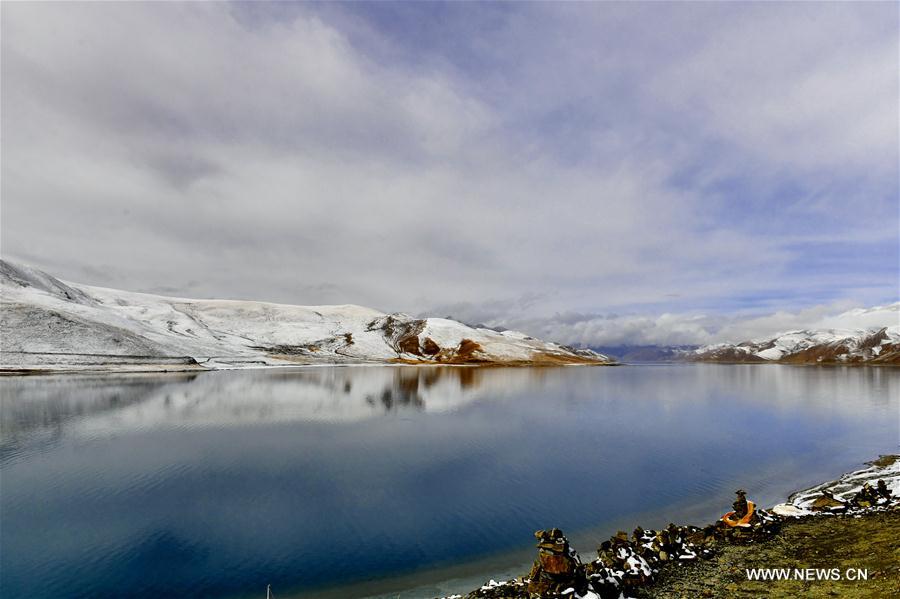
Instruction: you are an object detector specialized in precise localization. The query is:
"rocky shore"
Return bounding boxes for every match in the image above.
[443,456,899,599]
[639,509,899,598]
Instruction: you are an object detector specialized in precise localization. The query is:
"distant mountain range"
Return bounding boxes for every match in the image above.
[593,304,899,365]
[589,345,699,363]
[688,320,899,365]
[2,259,896,372]
[0,260,612,373]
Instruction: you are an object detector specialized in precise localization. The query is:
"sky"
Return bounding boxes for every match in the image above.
[2,2,898,346]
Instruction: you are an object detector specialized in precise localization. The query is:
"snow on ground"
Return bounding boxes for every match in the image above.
[420,318,563,362]
[692,318,899,364]
[0,260,612,371]
[771,457,900,516]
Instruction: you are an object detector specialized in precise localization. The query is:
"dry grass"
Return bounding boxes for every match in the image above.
[641,510,900,598]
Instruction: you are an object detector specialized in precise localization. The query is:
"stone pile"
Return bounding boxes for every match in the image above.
[585,522,719,599]
[808,478,896,513]
[526,528,588,597]
[715,489,781,542]
[850,479,893,508]
[456,577,528,599]
[450,478,897,599]
[460,529,588,599]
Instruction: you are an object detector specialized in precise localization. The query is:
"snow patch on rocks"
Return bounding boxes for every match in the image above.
[691,309,900,364]
[0,260,614,372]
[772,456,900,516]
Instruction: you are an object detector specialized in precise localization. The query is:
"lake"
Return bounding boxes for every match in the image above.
[1,364,898,598]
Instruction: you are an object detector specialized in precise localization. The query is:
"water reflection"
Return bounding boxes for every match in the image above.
[0,365,897,599]
[1,367,539,443]
[4,365,894,439]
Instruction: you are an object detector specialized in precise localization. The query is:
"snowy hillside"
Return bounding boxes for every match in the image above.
[690,305,900,365]
[0,260,612,372]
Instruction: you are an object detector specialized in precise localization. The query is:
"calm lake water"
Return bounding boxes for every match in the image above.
[1,364,898,598]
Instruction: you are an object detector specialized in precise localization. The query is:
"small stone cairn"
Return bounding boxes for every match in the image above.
[453,480,898,599]
[526,528,588,597]
[809,478,895,513]
[716,488,780,542]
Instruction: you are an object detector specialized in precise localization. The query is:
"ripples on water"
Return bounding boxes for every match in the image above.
[1,365,898,598]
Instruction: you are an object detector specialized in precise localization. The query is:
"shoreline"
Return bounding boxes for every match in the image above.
[264,454,899,599]
[0,356,618,376]
[442,455,899,599]
[641,510,899,598]
[244,491,758,599]
[5,357,898,376]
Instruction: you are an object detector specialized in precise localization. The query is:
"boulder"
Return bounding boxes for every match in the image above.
[810,489,846,512]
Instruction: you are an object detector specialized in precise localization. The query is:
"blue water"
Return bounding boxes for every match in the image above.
[1,365,897,598]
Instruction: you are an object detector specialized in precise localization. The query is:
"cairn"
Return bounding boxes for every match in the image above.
[526,528,587,597]
[808,478,896,512]
[849,479,894,509]
[454,479,897,599]
[586,523,717,598]
[717,489,780,542]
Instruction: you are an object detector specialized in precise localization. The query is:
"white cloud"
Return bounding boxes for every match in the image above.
[1,2,896,336]
[649,3,897,175]
[483,302,899,348]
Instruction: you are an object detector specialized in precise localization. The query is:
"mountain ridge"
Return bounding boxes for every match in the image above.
[0,260,613,373]
[688,317,900,365]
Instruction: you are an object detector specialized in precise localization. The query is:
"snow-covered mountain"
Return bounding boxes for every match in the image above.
[689,306,900,365]
[0,260,612,372]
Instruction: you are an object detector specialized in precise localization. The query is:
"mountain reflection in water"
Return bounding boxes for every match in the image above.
[1,365,897,599]
[2,367,545,444]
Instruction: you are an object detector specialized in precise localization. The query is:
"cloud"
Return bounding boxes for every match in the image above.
[1,2,897,340]
[474,302,899,348]
[649,3,897,173]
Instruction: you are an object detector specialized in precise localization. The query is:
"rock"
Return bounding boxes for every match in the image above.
[771,503,807,517]
[732,489,750,520]
[849,480,894,509]
[810,490,846,512]
[526,529,587,597]
[398,334,422,355]
[717,490,781,541]
[422,337,441,355]
[539,552,575,576]
[452,471,899,599]
[586,522,717,598]
[464,578,529,599]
